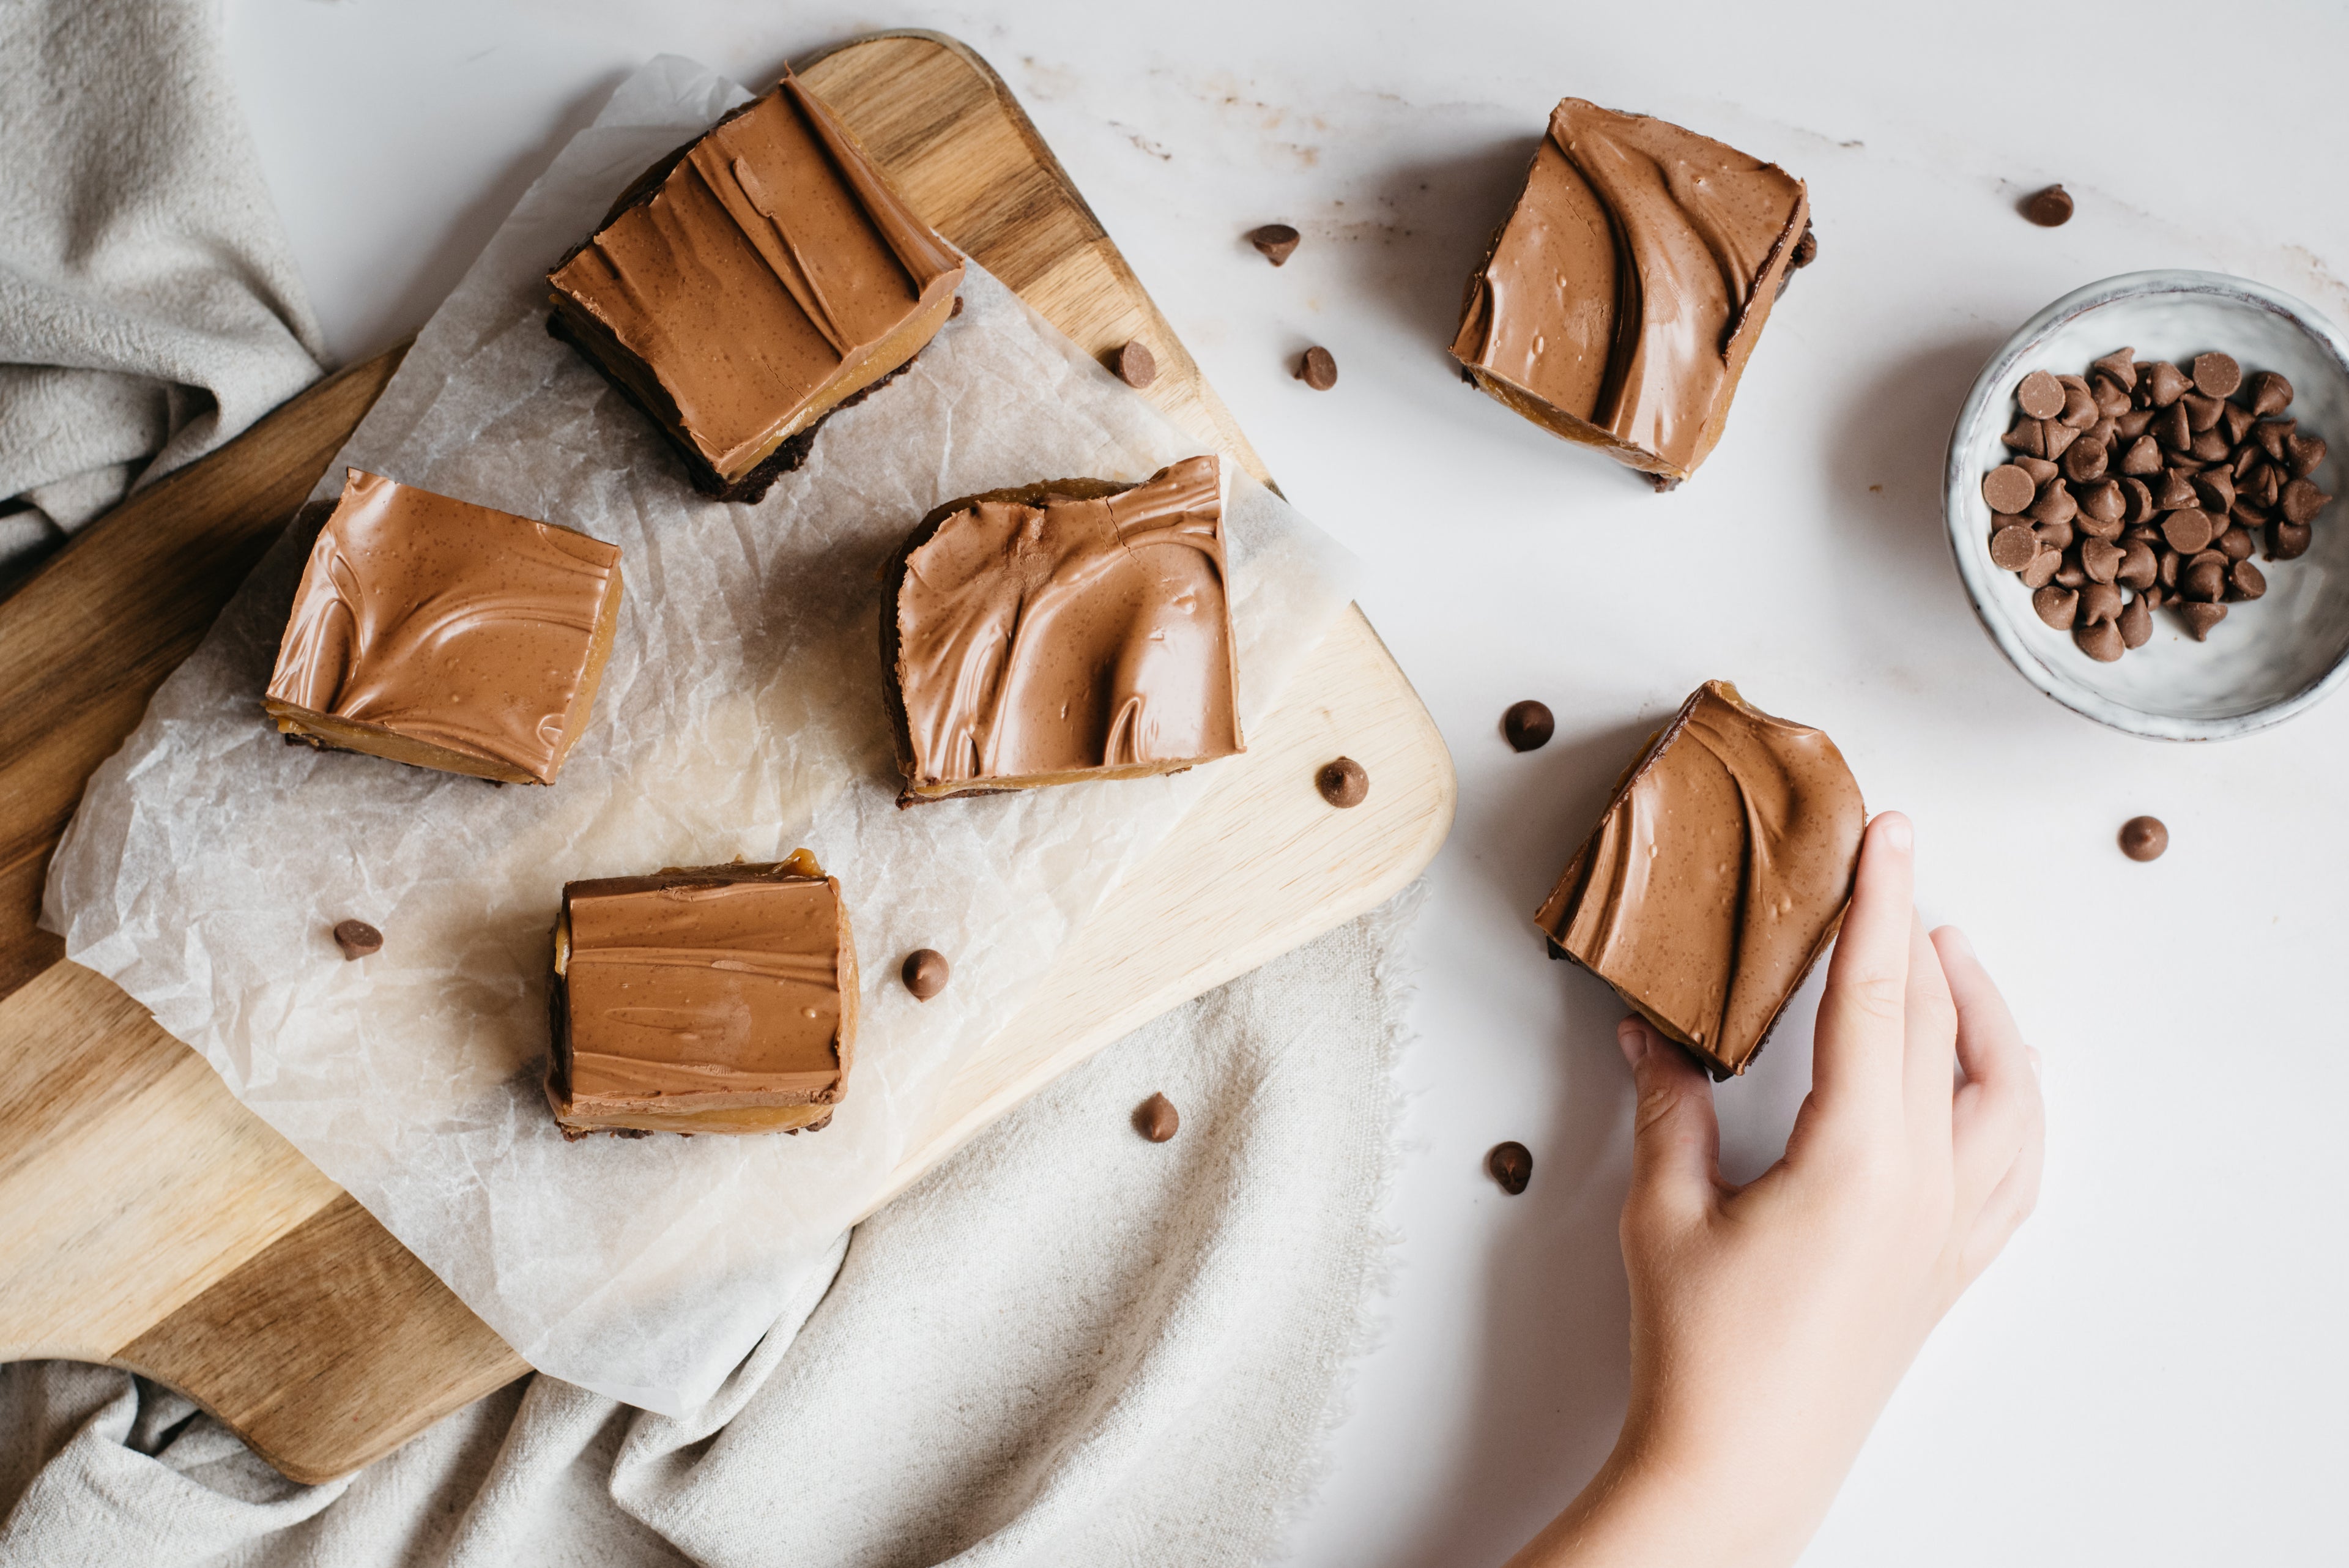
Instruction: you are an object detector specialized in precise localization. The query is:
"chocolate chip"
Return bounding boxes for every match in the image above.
[2230,559,2268,600]
[2079,579,2123,625]
[2060,439,2108,483]
[2180,600,2227,640]
[2022,184,2074,226]
[2077,480,2124,526]
[2054,560,2087,589]
[2246,370,2293,417]
[1982,465,2037,513]
[2141,360,2190,408]
[2117,540,2159,590]
[1296,345,1338,390]
[2217,526,2255,563]
[1135,1092,1181,1142]
[2032,517,2076,552]
[2118,592,2152,648]
[2016,370,2066,420]
[2120,476,2156,523]
[2014,455,2060,486]
[2181,391,2224,433]
[2154,469,2200,511]
[2182,557,2228,603]
[2255,419,2294,462]
[2119,816,2169,861]
[2161,508,2217,553]
[2079,537,2124,584]
[2090,347,2137,390]
[332,919,382,960]
[1503,699,1555,752]
[2287,433,2327,477]
[950,295,964,317]
[2221,403,2255,446]
[2158,548,2180,589]
[2073,619,2123,661]
[2280,478,2331,524]
[1989,524,2038,571]
[2230,497,2269,530]
[2189,426,2232,463]
[2032,584,2080,628]
[2115,407,2156,441]
[2154,401,2193,453]
[1113,340,1158,388]
[2189,351,2241,399]
[1487,1140,1533,1196]
[1249,223,1301,265]
[2091,376,2132,418]
[902,948,951,1000]
[2042,420,2080,460]
[2269,520,2312,560]
[2003,420,2048,457]
[2018,549,2063,589]
[1316,756,1369,808]
[2026,482,2078,525]
[2058,378,2099,429]
[2192,470,2235,514]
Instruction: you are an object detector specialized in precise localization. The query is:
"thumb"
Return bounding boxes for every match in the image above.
[1620,1016,1721,1227]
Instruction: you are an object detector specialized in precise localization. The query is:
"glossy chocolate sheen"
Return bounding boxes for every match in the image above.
[264,469,623,785]
[546,70,963,488]
[549,856,857,1137]
[1452,99,1807,480]
[1534,682,1863,1077]
[885,455,1243,800]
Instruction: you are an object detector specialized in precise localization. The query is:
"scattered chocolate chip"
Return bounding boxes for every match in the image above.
[2079,538,2124,584]
[332,919,382,960]
[2256,418,2294,462]
[2181,391,2224,433]
[2117,592,2152,648]
[2119,816,2169,861]
[2180,600,2228,639]
[2221,403,2255,446]
[2026,482,2077,525]
[2182,556,2228,603]
[1135,1091,1181,1142]
[2154,469,2199,511]
[2216,526,2254,563]
[2154,401,2193,453]
[1988,524,2038,571]
[1982,464,2037,513]
[1113,340,1158,388]
[1316,756,1369,808]
[2269,520,2312,560]
[2287,433,2327,477]
[2230,559,2268,600]
[2016,370,2065,420]
[2044,421,2080,461]
[2280,478,2331,524]
[1502,699,1555,752]
[2090,347,2137,390]
[2078,579,2123,625]
[2115,406,2156,441]
[2189,351,2241,399]
[1296,345,1338,390]
[901,948,951,1000]
[2192,470,2235,514]
[2060,439,2108,483]
[2161,508,2217,554]
[2032,517,2076,552]
[2032,584,2079,628]
[2116,540,2158,590]
[2022,184,2074,226]
[2091,376,2131,418]
[1487,1140,1533,1195]
[2142,360,2190,408]
[2014,455,2059,486]
[2077,479,2124,526]
[1790,226,1817,269]
[2018,549,2062,589]
[2246,370,2293,417]
[2058,378,2099,429]
[2054,559,2087,589]
[1248,223,1301,266]
[950,295,964,318]
[2003,420,2047,457]
[2073,618,2123,661]
[2117,435,2162,477]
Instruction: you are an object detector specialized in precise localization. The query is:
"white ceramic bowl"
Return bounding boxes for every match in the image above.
[1944,270,2349,740]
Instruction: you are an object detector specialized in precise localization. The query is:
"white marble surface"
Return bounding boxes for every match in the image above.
[221,2,2349,1562]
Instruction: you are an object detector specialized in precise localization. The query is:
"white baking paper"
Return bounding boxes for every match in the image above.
[41,55,1357,1417]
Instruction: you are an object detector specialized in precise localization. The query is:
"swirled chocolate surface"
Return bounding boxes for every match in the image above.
[264,469,622,784]
[547,71,963,486]
[888,455,1242,797]
[551,861,854,1132]
[1452,99,1807,479]
[1534,681,1863,1076]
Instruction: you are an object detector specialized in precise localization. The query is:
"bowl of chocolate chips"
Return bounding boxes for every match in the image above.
[1945,270,2349,739]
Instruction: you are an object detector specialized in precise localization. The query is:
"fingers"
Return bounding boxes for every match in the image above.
[1902,914,1959,1146]
[1808,812,1918,1139]
[1936,925,2041,1217]
[1962,1049,2046,1283]
[1619,1016,1721,1230]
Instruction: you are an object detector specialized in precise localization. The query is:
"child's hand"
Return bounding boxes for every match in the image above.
[1509,811,2044,1568]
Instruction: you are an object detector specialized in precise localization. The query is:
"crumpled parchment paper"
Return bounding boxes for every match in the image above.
[42,55,1357,1416]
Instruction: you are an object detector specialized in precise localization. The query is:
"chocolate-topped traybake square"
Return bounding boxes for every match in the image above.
[545,69,965,503]
[264,468,624,786]
[547,853,858,1139]
[1535,681,1863,1079]
[1450,99,1811,488]
[881,454,1244,804]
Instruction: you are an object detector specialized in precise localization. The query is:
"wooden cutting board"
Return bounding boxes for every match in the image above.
[0,31,1453,1482]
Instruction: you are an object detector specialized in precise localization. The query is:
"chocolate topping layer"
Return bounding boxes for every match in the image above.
[884,455,1244,801]
[1452,100,1808,481]
[547,70,963,493]
[548,855,857,1138]
[264,469,624,786]
[1534,682,1863,1077]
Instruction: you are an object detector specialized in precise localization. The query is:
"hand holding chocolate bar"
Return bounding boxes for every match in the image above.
[1507,816,2044,1567]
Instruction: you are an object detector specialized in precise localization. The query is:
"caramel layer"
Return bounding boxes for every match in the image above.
[885,456,1244,801]
[263,470,623,786]
[547,70,964,491]
[1534,682,1863,1077]
[549,861,858,1138]
[1452,100,1807,480]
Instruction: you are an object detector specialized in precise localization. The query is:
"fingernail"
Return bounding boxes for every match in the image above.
[1879,813,1914,852]
[1616,1017,1650,1068]
[1942,925,1975,959]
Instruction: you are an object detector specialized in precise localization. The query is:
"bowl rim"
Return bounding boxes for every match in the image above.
[1942,268,2349,741]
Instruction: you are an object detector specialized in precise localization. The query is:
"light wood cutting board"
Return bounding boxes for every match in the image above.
[0,31,1454,1482]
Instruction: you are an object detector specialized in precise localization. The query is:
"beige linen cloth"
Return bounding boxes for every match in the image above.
[0,897,1417,1566]
[0,0,325,570]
